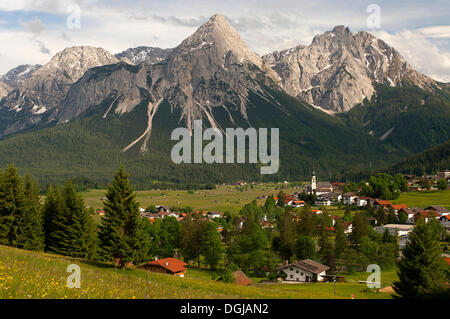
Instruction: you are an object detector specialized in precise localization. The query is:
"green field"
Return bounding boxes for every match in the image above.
[0,245,393,299]
[81,184,299,213]
[391,190,450,209]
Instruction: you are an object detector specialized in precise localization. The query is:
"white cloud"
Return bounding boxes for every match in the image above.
[20,17,46,34]
[0,1,449,83]
[417,25,450,39]
[374,29,450,82]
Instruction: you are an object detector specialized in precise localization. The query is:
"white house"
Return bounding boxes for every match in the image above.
[439,215,450,230]
[207,211,222,219]
[356,197,372,207]
[374,224,414,237]
[315,193,333,206]
[374,224,415,250]
[290,200,305,208]
[342,192,358,205]
[275,259,329,282]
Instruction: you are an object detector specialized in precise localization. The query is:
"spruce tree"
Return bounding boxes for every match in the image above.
[295,235,316,260]
[0,166,26,246]
[43,182,97,259]
[99,166,149,267]
[393,218,449,298]
[43,185,67,253]
[202,222,223,270]
[15,175,45,250]
[60,180,98,259]
[334,218,349,259]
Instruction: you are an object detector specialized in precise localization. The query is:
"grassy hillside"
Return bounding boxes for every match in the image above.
[391,189,450,209]
[0,245,393,299]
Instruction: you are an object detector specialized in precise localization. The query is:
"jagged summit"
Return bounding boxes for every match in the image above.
[0,64,41,89]
[175,14,262,68]
[30,46,119,84]
[264,25,439,112]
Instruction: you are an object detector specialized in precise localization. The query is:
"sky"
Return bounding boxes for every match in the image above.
[0,0,449,82]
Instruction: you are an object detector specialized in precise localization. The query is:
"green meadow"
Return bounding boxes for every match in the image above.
[81,183,299,213]
[0,245,393,299]
[391,189,450,209]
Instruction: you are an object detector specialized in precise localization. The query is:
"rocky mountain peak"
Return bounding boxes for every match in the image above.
[265,26,440,112]
[115,46,173,65]
[30,46,119,84]
[0,64,41,89]
[176,14,263,69]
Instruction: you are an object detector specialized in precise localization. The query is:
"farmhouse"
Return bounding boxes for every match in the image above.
[342,192,358,205]
[356,196,370,207]
[290,200,305,208]
[439,215,450,230]
[388,204,408,213]
[373,200,392,211]
[398,207,423,221]
[207,211,222,219]
[315,193,335,206]
[413,210,441,223]
[275,259,329,282]
[425,205,449,216]
[374,224,414,237]
[374,224,415,249]
[437,169,450,179]
[140,257,188,277]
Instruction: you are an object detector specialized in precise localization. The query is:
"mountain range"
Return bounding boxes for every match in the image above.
[0,14,448,187]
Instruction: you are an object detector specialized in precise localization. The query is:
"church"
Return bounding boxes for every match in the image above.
[304,171,333,195]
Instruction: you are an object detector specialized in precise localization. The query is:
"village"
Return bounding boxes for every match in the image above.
[93,169,450,286]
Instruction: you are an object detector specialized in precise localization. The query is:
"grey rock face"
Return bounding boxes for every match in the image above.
[0,81,10,99]
[263,26,439,112]
[115,46,173,65]
[0,46,119,137]
[0,64,41,89]
[56,15,282,132]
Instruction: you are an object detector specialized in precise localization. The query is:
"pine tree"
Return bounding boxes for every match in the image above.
[99,166,149,267]
[61,180,97,259]
[334,218,349,259]
[295,235,316,260]
[393,218,449,298]
[15,175,45,250]
[43,185,67,253]
[202,222,223,270]
[0,166,26,246]
[43,182,97,259]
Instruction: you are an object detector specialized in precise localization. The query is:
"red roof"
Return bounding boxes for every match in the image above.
[445,258,450,266]
[415,210,441,218]
[144,258,188,273]
[375,200,391,205]
[343,222,352,229]
[390,204,408,210]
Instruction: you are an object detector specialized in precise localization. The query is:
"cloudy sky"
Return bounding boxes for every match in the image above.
[0,0,449,81]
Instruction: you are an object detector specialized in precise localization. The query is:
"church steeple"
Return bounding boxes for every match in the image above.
[311,170,316,191]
